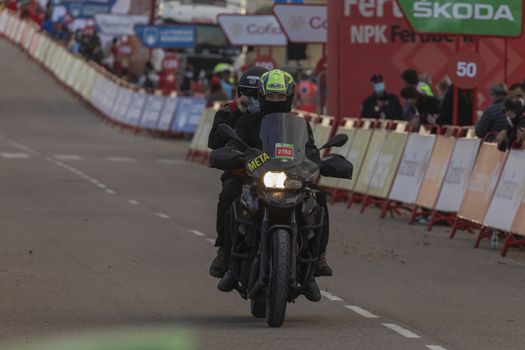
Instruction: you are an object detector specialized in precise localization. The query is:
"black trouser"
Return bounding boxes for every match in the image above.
[215,174,243,247]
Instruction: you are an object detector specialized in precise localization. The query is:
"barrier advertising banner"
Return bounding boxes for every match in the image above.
[354,129,388,194]
[396,0,523,37]
[273,4,327,43]
[189,107,216,152]
[115,88,132,122]
[340,128,373,191]
[511,189,525,237]
[140,95,165,129]
[125,92,147,126]
[435,138,481,212]
[217,15,287,46]
[157,97,178,132]
[170,97,206,133]
[390,133,435,204]
[416,136,455,209]
[457,143,507,224]
[484,150,525,232]
[367,131,408,198]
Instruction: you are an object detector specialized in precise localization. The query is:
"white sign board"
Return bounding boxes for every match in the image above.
[95,14,148,36]
[389,134,435,204]
[140,95,165,129]
[484,150,525,231]
[273,4,327,43]
[435,138,481,212]
[125,92,147,126]
[157,97,178,131]
[115,89,133,122]
[217,15,287,46]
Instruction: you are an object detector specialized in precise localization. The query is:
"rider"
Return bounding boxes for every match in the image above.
[216,69,332,302]
[208,66,268,278]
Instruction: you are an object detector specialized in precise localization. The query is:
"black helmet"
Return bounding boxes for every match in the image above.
[237,66,268,97]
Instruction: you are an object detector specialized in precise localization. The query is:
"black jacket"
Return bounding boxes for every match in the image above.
[361,92,403,120]
[208,102,244,150]
[475,100,508,140]
[438,86,473,126]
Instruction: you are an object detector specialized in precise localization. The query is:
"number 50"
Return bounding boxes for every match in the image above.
[456,61,477,78]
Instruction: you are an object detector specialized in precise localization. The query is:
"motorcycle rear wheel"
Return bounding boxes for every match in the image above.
[266,229,291,327]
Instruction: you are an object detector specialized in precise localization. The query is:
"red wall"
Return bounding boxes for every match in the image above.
[327,0,525,119]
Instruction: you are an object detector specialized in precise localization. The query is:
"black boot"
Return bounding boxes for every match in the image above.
[218,269,237,292]
[315,253,333,277]
[304,277,321,302]
[209,246,227,278]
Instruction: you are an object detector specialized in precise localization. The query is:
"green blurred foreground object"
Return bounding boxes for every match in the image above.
[4,329,196,350]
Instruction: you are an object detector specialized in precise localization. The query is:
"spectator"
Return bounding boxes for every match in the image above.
[509,82,525,99]
[207,76,229,107]
[400,86,441,128]
[401,68,434,96]
[180,64,194,95]
[496,96,525,151]
[220,70,234,100]
[437,78,451,101]
[296,73,318,113]
[437,85,473,126]
[137,61,159,90]
[361,74,402,120]
[475,83,508,140]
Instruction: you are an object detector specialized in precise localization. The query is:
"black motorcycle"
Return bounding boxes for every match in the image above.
[210,113,353,327]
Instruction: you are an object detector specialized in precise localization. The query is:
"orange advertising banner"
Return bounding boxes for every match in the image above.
[457,143,508,225]
[511,192,525,237]
[415,136,455,210]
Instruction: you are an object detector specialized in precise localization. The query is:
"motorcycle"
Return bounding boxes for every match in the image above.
[210,113,353,327]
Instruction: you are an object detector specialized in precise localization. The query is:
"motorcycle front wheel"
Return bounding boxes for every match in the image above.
[266,228,291,327]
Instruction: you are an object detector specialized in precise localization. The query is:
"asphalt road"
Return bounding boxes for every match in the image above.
[1,39,525,350]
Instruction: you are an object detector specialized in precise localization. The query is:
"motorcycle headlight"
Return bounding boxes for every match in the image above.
[263,172,287,189]
[284,177,304,190]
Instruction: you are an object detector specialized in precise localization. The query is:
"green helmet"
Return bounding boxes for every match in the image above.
[258,69,296,113]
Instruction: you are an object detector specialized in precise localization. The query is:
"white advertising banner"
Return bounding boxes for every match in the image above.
[389,134,435,204]
[89,74,105,110]
[157,97,178,131]
[140,95,165,129]
[94,14,148,36]
[125,92,147,126]
[218,15,287,46]
[435,138,481,212]
[115,88,132,122]
[484,150,525,232]
[273,4,327,43]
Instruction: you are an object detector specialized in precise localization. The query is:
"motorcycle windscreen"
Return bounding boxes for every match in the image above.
[258,113,309,167]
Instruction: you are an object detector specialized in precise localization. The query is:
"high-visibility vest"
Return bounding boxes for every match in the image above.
[417,82,434,97]
[297,81,318,113]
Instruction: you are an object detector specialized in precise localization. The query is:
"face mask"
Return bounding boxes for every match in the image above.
[373,82,385,94]
[247,97,260,114]
[261,100,291,114]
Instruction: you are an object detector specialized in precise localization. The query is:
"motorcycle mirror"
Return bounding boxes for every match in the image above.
[218,124,249,148]
[319,134,348,150]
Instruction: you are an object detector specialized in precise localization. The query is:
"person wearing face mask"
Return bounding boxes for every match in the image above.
[208,66,268,279]
[496,96,525,152]
[216,69,331,301]
[361,74,403,120]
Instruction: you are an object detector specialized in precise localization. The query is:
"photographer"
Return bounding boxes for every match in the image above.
[496,96,525,152]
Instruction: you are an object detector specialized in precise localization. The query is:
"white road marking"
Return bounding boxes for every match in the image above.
[54,154,84,161]
[320,290,344,301]
[1,152,30,159]
[426,346,448,350]
[106,189,116,195]
[156,212,171,219]
[8,140,39,155]
[106,156,136,162]
[382,324,421,339]
[156,159,187,165]
[189,229,205,237]
[97,183,107,189]
[205,238,216,244]
[128,199,140,205]
[344,305,379,319]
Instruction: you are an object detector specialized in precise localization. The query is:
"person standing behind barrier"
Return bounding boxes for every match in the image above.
[496,97,525,152]
[509,82,525,99]
[207,67,268,279]
[401,68,434,96]
[206,77,229,107]
[400,86,441,129]
[296,73,318,113]
[475,83,508,141]
[361,74,402,120]
[437,84,473,126]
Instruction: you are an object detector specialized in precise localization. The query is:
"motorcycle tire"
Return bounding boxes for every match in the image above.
[250,297,266,318]
[266,228,291,327]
